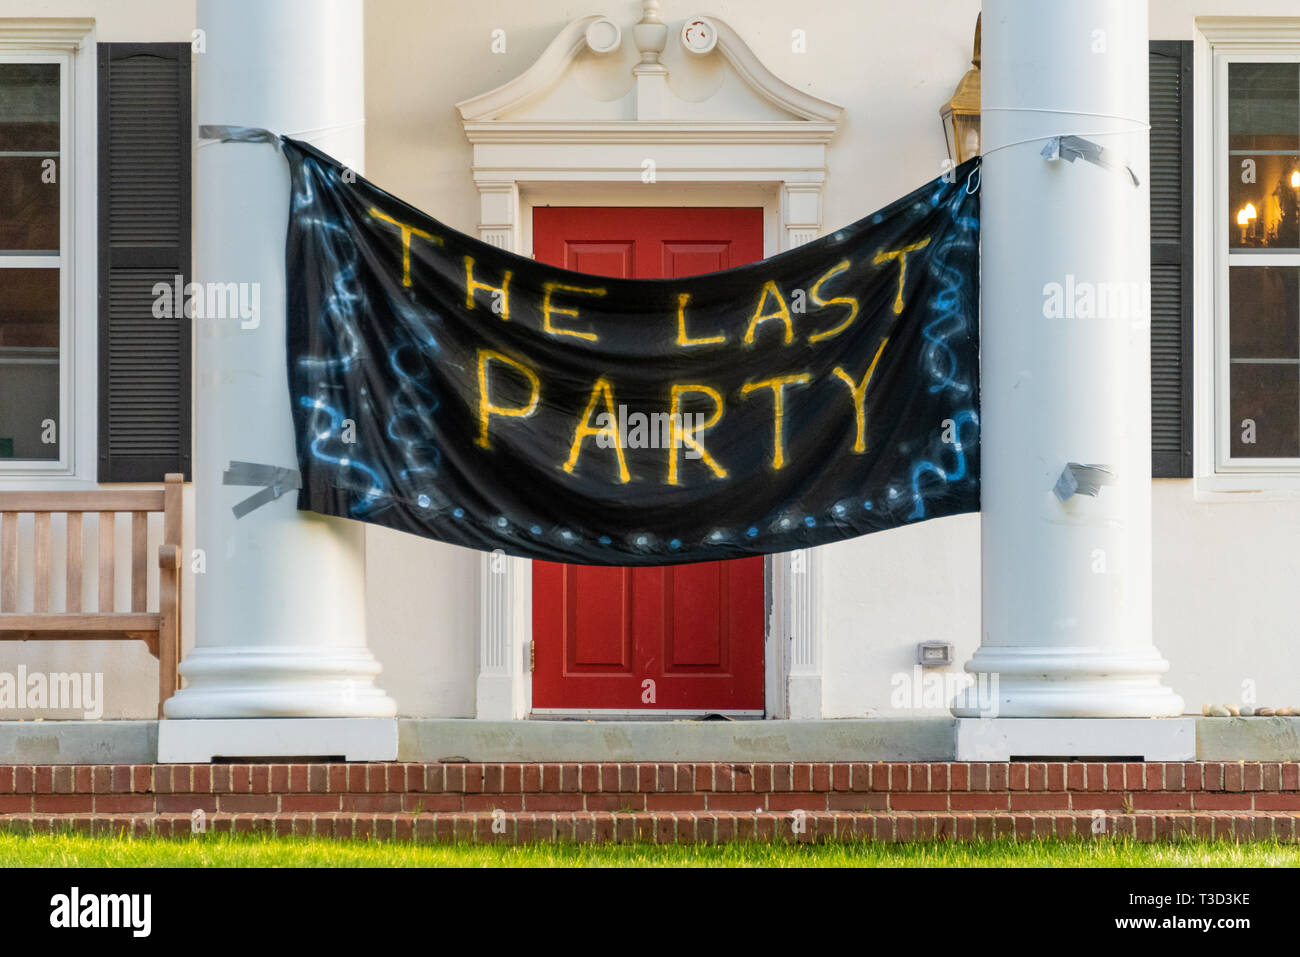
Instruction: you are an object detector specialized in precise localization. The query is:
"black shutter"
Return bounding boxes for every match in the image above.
[1149,41,1193,478]
[97,43,191,482]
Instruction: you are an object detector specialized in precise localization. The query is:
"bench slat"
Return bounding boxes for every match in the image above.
[33,513,50,613]
[0,613,160,632]
[0,490,164,512]
[131,511,147,613]
[66,512,82,613]
[98,512,115,613]
[0,513,14,613]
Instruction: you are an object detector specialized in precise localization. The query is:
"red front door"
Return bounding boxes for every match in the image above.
[531,207,766,713]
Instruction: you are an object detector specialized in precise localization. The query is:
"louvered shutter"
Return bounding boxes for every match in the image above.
[97,43,191,481]
[1149,41,1193,478]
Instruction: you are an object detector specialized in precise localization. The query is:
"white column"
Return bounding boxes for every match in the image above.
[956,0,1182,718]
[165,0,396,724]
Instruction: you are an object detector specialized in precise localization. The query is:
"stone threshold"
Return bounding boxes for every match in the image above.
[0,716,1294,764]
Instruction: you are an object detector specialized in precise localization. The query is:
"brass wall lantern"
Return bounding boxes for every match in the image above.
[941,13,981,163]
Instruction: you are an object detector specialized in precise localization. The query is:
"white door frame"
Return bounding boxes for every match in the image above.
[469,164,828,722]
[459,10,840,719]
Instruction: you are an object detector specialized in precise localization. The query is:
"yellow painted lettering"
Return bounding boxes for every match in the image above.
[563,377,630,484]
[464,256,512,320]
[873,238,931,314]
[806,260,860,344]
[676,292,725,347]
[476,349,540,449]
[542,282,605,342]
[832,338,890,453]
[370,207,441,287]
[743,281,794,345]
[739,373,810,470]
[667,385,728,485]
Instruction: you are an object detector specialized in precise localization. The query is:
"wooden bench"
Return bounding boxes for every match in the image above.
[0,474,183,717]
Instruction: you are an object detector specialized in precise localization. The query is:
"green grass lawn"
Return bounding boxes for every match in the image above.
[2,833,1299,867]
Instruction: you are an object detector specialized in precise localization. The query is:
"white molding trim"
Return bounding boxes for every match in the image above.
[474,180,519,253]
[455,16,606,123]
[467,10,836,721]
[0,19,95,53]
[706,18,841,123]
[1192,19,1300,501]
[462,122,838,146]
[785,548,822,719]
[1196,17,1300,45]
[475,551,531,720]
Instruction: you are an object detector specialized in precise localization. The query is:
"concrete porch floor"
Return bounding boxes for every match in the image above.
[0,717,1294,764]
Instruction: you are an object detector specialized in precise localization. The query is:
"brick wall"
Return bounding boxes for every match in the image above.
[0,762,1295,843]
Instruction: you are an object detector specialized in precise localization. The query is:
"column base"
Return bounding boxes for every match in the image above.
[788,675,823,720]
[164,646,398,719]
[476,673,526,721]
[158,718,398,763]
[951,646,1184,718]
[955,717,1195,761]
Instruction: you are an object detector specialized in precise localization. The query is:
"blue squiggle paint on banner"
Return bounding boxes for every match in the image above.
[907,409,979,520]
[299,397,387,516]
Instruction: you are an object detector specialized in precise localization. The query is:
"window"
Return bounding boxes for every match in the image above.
[0,57,66,466]
[1217,56,1300,471]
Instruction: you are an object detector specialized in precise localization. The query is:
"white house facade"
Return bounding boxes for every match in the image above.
[0,0,1299,767]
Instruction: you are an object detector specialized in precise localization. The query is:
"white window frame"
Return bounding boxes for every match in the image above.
[1196,18,1300,500]
[0,21,96,486]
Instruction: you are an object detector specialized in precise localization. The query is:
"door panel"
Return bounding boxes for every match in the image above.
[567,566,633,671]
[562,240,635,277]
[662,241,733,278]
[531,206,765,712]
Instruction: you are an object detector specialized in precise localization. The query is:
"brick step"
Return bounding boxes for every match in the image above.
[8,788,1300,814]
[1,762,1296,818]
[4,810,1300,843]
[12,760,1298,794]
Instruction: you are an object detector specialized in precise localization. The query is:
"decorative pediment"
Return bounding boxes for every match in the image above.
[456,2,843,136]
[455,2,842,259]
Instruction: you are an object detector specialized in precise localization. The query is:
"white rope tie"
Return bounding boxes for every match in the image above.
[980,106,1149,158]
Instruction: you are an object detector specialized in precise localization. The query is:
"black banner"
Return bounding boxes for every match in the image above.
[283,137,980,565]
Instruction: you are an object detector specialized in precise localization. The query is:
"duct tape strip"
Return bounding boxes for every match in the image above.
[196,125,283,150]
[223,460,302,519]
[1041,134,1140,187]
[197,121,364,150]
[1053,462,1116,503]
